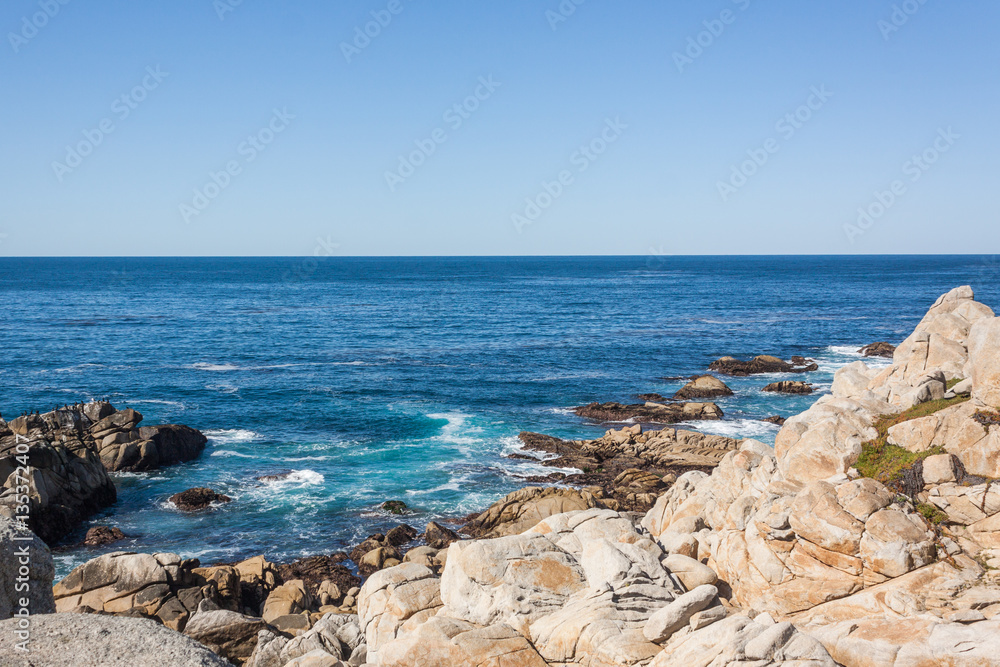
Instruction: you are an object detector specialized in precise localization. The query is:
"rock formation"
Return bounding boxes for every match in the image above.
[673,375,733,400]
[573,401,722,423]
[708,354,818,376]
[859,341,896,358]
[762,380,814,394]
[0,401,207,544]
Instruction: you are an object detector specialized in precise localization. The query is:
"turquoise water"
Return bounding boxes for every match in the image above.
[0,256,997,576]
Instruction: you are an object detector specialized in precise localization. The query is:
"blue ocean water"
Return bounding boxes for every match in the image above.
[0,256,997,577]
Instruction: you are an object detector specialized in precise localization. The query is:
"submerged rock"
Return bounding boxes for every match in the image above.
[381,500,408,515]
[169,488,232,511]
[708,354,818,376]
[83,525,127,546]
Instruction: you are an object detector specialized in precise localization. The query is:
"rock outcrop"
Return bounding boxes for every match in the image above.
[640,286,1000,665]
[360,509,838,667]
[708,355,818,376]
[673,375,733,400]
[0,401,207,544]
[0,413,116,545]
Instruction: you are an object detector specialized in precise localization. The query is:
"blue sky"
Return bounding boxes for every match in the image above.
[1,0,998,256]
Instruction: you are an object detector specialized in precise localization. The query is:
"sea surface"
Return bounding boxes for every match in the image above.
[0,255,997,577]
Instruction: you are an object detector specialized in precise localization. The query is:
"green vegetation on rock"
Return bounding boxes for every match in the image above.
[855,395,970,488]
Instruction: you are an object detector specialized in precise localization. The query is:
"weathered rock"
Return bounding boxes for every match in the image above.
[376,616,548,667]
[859,342,896,358]
[184,607,272,663]
[650,614,836,666]
[0,429,116,545]
[170,487,232,511]
[424,521,460,550]
[968,315,1000,409]
[385,524,417,547]
[0,613,230,666]
[708,354,818,376]
[673,375,733,400]
[137,424,208,468]
[762,380,814,394]
[0,517,55,620]
[461,486,603,538]
[262,579,311,623]
[663,553,718,591]
[643,584,717,643]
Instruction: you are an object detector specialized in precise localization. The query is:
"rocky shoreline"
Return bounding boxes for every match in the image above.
[4,286,1000,665]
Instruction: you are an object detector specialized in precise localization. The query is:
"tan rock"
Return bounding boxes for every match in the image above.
[968,315,1000,409]
[262,580,311,624]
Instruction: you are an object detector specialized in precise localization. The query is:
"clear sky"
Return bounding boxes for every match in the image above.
[1,0,998,256]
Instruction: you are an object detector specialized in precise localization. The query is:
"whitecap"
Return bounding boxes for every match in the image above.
[205,383,239,394]
[210,450,257,459]
[259,470,325,487]
[204,429,262,443]
[190,362,240,372]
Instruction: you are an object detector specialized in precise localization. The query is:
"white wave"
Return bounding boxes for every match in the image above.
[428,412,482,446]
[131,399,186,409]
[281,455,332,462]
[210,450,257,459]
[259,470,325,487]
[190,362,240,372]
[204,429,262,444]
[546,407,576,416]
[329,361,368,366]
[205,383,239,394]
[53,363,104,373]
[678,419,780,442]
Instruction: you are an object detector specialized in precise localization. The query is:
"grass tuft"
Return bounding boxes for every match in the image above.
[855,394,970,489]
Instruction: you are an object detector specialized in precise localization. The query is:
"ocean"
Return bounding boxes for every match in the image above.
[1,255,997,577]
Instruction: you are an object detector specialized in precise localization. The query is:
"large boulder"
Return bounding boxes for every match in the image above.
[0,613,230,666]
[461,486,604,538]
[183,607,272,663]
[0,518,55,620]
[138,424,209,467]
[673,375,733,400]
